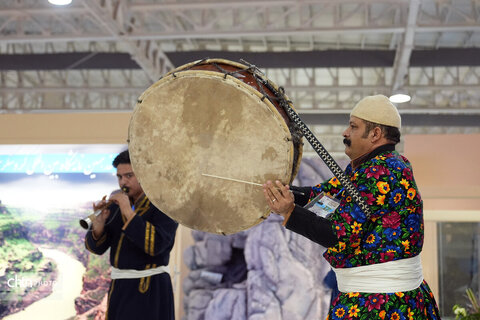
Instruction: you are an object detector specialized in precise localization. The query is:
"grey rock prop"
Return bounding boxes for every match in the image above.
[182,158,349,319]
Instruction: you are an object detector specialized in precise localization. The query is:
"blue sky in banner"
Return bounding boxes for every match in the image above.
[0,144,125,212]
[0,153,116,174]
[0,144,126,174]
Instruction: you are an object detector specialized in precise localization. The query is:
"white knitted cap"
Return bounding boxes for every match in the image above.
[350,95,401,128]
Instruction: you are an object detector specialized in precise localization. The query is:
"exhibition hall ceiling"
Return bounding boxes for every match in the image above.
[0,0,479,156]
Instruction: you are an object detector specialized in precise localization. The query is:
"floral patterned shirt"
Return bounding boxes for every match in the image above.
[314,146,423,268]
[302,144,441,319]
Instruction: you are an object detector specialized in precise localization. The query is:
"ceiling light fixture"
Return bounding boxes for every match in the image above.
[389,93,411,104]
[48,0,72,5]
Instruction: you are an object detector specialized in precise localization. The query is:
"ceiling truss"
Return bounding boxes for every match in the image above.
[0,0,479,156]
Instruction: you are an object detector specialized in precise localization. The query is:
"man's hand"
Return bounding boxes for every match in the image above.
[263,180,295,219]
[109,191,136,226]
[91,195,111,239]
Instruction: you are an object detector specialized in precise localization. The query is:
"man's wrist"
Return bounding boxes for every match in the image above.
[91,229,103,240]
[281,204,295,226]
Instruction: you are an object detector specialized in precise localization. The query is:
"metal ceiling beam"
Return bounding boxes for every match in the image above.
[3,25,480,45]
[0,87,145,94]
[391,0,420,91]
[2,48,480,70]
[0,0,478,118]
[2,84,479,95]
[2,87,478,113]
[2,61,479,112]
[80,0,174,82]
[0,98,477,127]
[0,0,478,45]
[300,113,480,127]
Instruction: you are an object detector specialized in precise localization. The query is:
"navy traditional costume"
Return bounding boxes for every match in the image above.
[85,194,178,320]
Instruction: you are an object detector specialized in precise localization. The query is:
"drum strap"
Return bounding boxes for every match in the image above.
[280,97,373,219]
[243,62,372,219]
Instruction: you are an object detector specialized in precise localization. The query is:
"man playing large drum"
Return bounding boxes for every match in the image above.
[263,95,441,319]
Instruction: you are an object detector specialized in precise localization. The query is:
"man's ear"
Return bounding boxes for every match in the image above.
[371,126,383,143]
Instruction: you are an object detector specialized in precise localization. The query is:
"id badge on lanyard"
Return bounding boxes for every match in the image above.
[304,192,341,219]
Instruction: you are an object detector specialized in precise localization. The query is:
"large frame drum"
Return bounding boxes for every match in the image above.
[128,59,302,234]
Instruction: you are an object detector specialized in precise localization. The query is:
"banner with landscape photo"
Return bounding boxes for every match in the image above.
[0,144,124,320]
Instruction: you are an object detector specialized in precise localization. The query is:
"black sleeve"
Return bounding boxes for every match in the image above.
[285,205,338,248]
[84,205,117,255]
[85,230,111,255]
[289,186,312,207]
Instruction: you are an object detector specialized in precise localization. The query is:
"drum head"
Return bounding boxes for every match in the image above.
[129,70,297,234]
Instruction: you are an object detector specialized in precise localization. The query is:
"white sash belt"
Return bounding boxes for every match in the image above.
[332,255,423,293]
[110,265,169,280]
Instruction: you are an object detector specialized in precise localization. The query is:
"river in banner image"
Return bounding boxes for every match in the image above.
[4,247,86,320]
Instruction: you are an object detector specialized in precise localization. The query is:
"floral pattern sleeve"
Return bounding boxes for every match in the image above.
[311,176,344,200]
[323,150,439,320]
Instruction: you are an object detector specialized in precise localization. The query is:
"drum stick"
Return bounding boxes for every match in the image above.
[201,173,305,196]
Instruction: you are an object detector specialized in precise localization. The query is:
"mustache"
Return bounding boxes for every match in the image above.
[343,138,351,146]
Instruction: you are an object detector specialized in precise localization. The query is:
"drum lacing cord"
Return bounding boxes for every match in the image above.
[254,80,303,146]
[171,58,254,81]
[251,76,304,145]
[211,62,256,80]
[229,62,304,147]
[246,67,304,180]
[170,58,210,78]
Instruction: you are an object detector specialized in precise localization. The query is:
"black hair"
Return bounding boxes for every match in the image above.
[362,120,401,145]
[112,150,131,168]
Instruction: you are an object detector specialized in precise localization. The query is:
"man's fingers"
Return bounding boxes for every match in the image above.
[265,180,293,205]
[269,182,282,199]
[275,180,290,198]
[263,181,274,197]
[263,189,273,204]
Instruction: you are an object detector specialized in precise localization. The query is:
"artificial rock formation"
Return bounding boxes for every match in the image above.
[182,158,349,319]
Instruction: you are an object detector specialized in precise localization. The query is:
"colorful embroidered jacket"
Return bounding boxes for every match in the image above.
[85,194,178,271]
[286,144,441,319]
[319,146,423,268]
